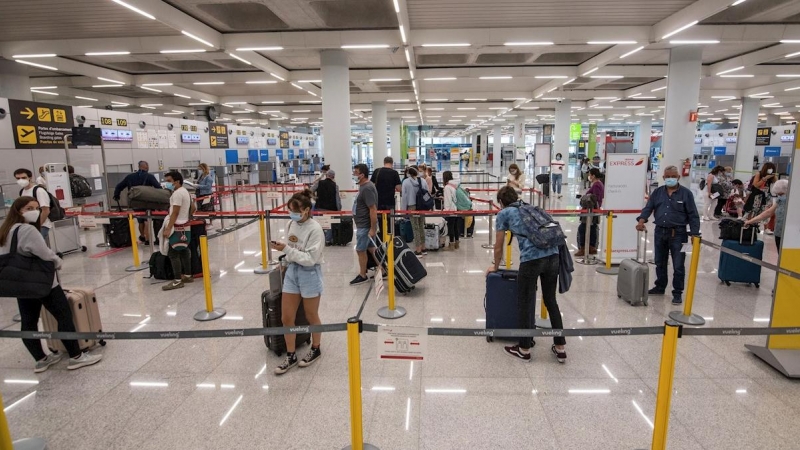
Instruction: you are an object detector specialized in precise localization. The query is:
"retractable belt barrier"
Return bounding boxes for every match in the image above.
[700,238,800,281]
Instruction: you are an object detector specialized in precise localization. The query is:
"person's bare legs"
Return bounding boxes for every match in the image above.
[280,293,302,354]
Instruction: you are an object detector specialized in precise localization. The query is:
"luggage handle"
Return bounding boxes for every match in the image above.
[740,224,755,245]
[635,229,648,264]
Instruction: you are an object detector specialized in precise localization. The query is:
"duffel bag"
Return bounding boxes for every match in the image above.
[719,218,759,243]
[128,186,170,210]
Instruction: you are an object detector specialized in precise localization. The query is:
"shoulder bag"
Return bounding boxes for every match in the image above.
[0,227,56,298]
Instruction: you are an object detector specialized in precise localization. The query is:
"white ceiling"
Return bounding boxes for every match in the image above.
[0,0,798,136]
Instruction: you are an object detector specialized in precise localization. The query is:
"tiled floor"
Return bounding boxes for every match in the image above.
[1,166,797,450]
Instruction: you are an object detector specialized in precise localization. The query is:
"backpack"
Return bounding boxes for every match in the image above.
[20,186,65,222]
[69,173,93,198]
[513,202,566,249]
[415,179,434,211]
[455,185,472,211]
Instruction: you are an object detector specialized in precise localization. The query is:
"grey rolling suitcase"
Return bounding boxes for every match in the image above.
[616,230,649,306]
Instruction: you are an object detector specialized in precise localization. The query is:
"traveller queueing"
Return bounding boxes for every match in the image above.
[745,179,789,251]
[441,170,461,251]
[271,190,325,375]
[580,158,590,189]
[14,168,53,240]
[704,166,725,221]
[507,163,525,193]
[744,162,777,219]
[313,169,341,246]
[0,196,103,372]
[550,153,566,198]
[370,156,402,237]
[161,171,196,291]
[400,166,429,257]
[575,168,604,257]
[489,186,567,363]
[349,164,379,286]
[713,166,734,219]
[636,165,701,305]
[113,161,162,245]
[195,163,214,212]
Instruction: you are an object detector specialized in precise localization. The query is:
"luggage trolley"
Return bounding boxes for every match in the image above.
[50,216,88,257]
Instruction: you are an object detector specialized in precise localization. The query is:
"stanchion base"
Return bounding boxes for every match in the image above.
[377,306,407,319]
[745,345,800,379]
[13,437,47,450]
[125,262,150,272]
[194,308,227,321]
[596,266,619,275]
[342,444,380,450]
[254,267,272,274]
[96,243,110,248]
[535,318,552,329]
[667,311,706,326]
[480,244,494,249]
[13,314,21,323]
[577,257,599,266]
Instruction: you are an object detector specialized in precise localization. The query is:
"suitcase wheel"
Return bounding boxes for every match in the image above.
[100,340,106,347]
[56,252,63,258]
[725,281,731,286]
[81,246,87,252]
[486,336,493,343]
[617,294,622,299]
[755,283,759,288]
[306,338,311,344]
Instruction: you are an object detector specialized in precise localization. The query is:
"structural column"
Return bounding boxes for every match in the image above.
[0,61,32,101]
[389,118,401,164]
[470,133,478,167]
[554,100,572,160]
[372,101,387,163]
[734,97,760,180]
[479,134,487,164]
[514,118,526,161]
[321,50,353,189]
[637,115,653,155]
[492,125,502,171]
[661,46,703,187]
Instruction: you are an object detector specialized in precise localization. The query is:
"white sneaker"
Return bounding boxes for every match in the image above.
[67,352,102,370]
[34,352,63,373]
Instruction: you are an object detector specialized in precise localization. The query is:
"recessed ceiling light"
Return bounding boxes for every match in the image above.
[236,47,283,51]
[159,49,206,54]
[421,43,470,47]
[111,0,155,20]
[457,107,476,110]
[98,77,125,85]
[228,53,251,65]
[620,46,645,59]
[193,81,224,85]
[85,51,130,56]
[246,80,277,84]
[651,86,667,92]
[261,101,285,104]
[582,67,599,76]
[75,96,98,101]
[720,74,754,78]
[423,77,457,81]
[662,20,699,39]
[387,99,411,103]
[369,78,402,82]
[299,101,322,104]
[181,30,214,48]
[503,42,553,46]
[590,75,624,79]
[534,75,570,79]
[30,86,57,90]
[341,44,391,49]
[587,40,638,45]
[671,40,720,45]
[15,60,57,71]
[92,84,123,88]
[140,86,162,93]
[30,89,58,96]
[480,76,513,80]
[426,108,444,111]
[716,66,745,75]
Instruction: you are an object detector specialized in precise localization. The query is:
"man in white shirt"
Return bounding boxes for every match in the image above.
[550,153,566,199]
[161,171,195,291]
[14,168,53,240]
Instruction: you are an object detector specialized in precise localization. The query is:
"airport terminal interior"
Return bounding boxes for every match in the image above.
[1,0,800,449]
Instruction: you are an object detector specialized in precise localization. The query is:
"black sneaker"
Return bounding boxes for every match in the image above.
[503,345,531,362]
[551,345,567,363]
[299,347,322,367]
[274,353,298,375]
[349,275,369,286]
[648,288,666,295]
[672,295,683,305]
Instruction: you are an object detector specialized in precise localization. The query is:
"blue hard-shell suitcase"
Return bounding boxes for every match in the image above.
[484,269,535,342]
[718,239,763,287]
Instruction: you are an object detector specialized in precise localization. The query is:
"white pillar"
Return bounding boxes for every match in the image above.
[662,46,703,187]
[514,118,525,162]
[389,118,401,164]
[321,50,352,189]
[372,101,387,164]
[479,134,487,164]
[638,115,653,154]
[493,125,502,171]
[470,133,478,166]
[554,100,571,160]
[734,97,761,179]
[0,61,32,100]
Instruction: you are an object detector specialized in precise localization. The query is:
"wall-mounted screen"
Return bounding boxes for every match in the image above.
[181,133,201,143]
[267,138,277,146]
[117,130,133,141]
[780,135,795,142]
[292,139,301,147]
[101,129,118,140]
[237,136,250,145]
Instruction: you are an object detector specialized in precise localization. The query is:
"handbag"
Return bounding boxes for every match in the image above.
[718,219,759,244]
[168,224,191,250]
[0,227,56,298]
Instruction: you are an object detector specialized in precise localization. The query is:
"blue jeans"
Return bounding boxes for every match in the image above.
[653,227,688,296]
[551,173,562,194]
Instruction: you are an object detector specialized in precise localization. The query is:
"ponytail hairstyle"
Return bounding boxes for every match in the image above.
[288,189,314,217]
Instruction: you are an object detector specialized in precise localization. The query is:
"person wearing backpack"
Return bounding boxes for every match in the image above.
[441,171,462,251]
[401,166,430,257]
[488,186,567,363]
[67,165,93,198]
[14,168,61,240]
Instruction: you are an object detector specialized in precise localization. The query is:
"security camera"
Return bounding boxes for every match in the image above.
[719,133,723,137]
[0,107,6,119]
[557,99,563,104]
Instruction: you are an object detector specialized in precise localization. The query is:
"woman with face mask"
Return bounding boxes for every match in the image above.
[0,197,103,372]
[195,163,215,223]
[745,179,789,251]
[550,153,566,198]
[743,162,777,219]
[507,163,525,193]
[270,189,326,375]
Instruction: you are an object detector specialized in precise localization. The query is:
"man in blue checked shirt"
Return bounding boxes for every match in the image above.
[636,165,701,305]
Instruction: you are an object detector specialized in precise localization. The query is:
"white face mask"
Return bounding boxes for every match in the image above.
[767,169,774,174]
[16,178,30,188]
[22,210,40,223]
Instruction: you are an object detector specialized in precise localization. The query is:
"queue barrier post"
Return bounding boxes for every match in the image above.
[597,211,619,275]
[536,297,552,329]
[378,212,406,319]
[193,235,226,321]
[577,210,599,266]
[480,211,495,250]
[0,389,47,450]
[254,213,272,274]
[232,187,240,227]
[668,236,706,326]
[342,318,380,450]
[504,231,512,269]
[651,321,681,450]
[125,213,149,272]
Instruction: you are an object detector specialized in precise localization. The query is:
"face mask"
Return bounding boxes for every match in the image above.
[164,182,174,191]
[767,169,774,174]
[556,156,562,160]
[664,178,679,187]
[289,211,303,222]
[16,179,30,188]
[22,210,40,223]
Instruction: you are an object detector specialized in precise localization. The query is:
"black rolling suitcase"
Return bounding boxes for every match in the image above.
[374,236,427,293]
[331,216,354,246]
[189,220,207,277]
[148,252,174,280]
[104,219,131,248]
[261,268,311,356]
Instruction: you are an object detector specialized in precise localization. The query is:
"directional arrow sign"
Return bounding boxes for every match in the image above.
[9,99,74,149]
[21,107,34,119]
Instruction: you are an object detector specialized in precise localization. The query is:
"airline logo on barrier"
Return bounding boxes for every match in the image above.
[608,157,646,167]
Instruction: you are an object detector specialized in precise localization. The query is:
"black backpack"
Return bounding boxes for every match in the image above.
[415,179,434,211]
[69,174,93,198]
[20,186,66,222]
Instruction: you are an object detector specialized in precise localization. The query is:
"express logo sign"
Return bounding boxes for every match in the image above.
[608,157,646,167]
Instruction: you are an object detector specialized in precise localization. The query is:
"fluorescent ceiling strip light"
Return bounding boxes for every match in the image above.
[590,75,623,79]
[111,101,129,106]
[731,0,747,5]
[662,20,698,40]
[535,75,569,79]
[720,74,753,78]
[92,84,122,88]
[716,66,745,75]
[98,77,124,85]
[421,43,470,47]
[299,101,321,104]
[370,78,402,82]
[140,104,162,107]
[173,93,191,99]
[620,46,645,59]
[341,44,390,49]
[424,98,448,101]
[777,74,800,78]
[15,60,57,71]
[12,53,56,58]
[270,73,285,81]
[290,82,303,89]
[181,30,214,48]
[193,81,224,85]
[400,26,407,43]
[587,40,637,45]
[504,41,553,46]
[387,99,411,102]
[142,83,172,87]
[480,76,512,80]
[236,47,283,51]
[30,89,58,96]
[246,80,278,85]
[30,86,56,90]
[111,0,155,19]
[784,86,800,91]
[86,51,130,56]
[424,77,456,81]
[651,86,667,92]
[159,49,206,54]
[458,107,476,110]
[140,86,162,93]
[582,67,599,76]
[75,96,98,101]
[671,40,720,44]
[228,53,251,65]
[189,102,210,106]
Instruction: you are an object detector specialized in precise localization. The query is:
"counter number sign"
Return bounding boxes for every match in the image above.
[9,99,74,149]
[101,117,113,126]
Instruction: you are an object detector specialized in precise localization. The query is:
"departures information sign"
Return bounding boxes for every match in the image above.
[209,123,228,148]
[9,99,74,149]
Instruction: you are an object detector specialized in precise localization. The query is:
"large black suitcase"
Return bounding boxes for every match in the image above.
[189,221,207,276]
[104,218,131,248]
[331,216,354,246]
[484,269,534,342]
[374,236,427,293]
[261,268,311,356]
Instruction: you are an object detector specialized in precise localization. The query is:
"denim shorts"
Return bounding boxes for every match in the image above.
[282,263,323,298]
[355,227,376,252]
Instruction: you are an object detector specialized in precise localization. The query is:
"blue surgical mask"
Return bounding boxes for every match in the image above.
[164,182,174,191]
[664,178,679,187]
[289,212,303,222]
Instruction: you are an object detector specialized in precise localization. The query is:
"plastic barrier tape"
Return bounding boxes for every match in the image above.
[701,239,800,281]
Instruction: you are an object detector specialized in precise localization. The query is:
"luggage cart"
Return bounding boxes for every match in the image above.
[49,216,87,257]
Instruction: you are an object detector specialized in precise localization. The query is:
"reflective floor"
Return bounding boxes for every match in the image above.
[1,165,797,450]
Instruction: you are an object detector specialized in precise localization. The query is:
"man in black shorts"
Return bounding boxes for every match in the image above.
[113,161,162,244]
